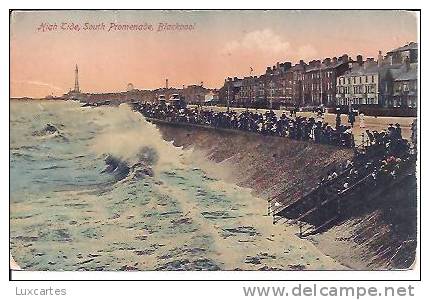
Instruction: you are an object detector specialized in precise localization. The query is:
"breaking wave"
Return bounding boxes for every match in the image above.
[32,123,69,142]
[91,104,187,173]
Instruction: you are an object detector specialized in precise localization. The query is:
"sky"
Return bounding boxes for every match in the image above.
[10,10,418,98]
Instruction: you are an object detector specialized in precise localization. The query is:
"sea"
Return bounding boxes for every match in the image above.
[10,100,344,271]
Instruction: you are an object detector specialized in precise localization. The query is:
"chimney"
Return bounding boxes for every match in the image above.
[405,56,410,71]
[364,58,376,69]
[165,78,169,89]
[356,55,363,64]
[323,58,331,65]
[377,50,383,66]
[200,81,204,87]
[299,60,305,65]
[341,54,349,63]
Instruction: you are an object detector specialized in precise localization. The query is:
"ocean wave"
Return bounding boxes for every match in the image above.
[90,104,186,172]
[102,154,130,181]
[32,123,69,142]
[40,165,67,170]
[102,149,155,183]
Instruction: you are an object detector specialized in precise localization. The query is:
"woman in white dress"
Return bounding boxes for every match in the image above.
[359,111,366,128]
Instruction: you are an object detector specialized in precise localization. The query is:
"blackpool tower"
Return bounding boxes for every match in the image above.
[74,64,80,93]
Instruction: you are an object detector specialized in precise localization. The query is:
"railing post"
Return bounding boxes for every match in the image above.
[299,222,303,238]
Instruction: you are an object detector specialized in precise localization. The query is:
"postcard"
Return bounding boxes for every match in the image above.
[9,9,419,280]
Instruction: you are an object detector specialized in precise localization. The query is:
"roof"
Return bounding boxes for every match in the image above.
[387,42,418,54]
[393,63,418,81]
[341,63,403,78]
[346,65,380,76]
[305,60,348,73]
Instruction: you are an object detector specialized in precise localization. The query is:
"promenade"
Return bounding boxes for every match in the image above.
[192,105,415,144]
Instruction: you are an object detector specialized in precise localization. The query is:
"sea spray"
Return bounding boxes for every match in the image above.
[91,104,187,173]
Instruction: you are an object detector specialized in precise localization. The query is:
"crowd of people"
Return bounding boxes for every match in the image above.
[361,123,410,158]
[314,122,414,201]
[133,102,355,148]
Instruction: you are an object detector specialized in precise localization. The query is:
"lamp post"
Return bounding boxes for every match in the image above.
[269,81,273,110]
[302,79,305,107]
[227,86,230,112]
[320,67,323,105]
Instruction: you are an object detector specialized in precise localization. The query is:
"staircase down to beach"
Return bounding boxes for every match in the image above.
[271,154,416,238]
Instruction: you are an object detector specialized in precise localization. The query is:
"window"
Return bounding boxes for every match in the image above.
[371,75,375,83]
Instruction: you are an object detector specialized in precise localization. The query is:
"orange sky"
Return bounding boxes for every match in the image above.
[10,10,418,98]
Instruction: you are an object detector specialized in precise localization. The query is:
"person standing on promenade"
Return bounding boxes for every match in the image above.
[394,123,403,140]
[359,111,366,129]
[348,109,356,127]
[335,107,341,130]
[411,119,417,152]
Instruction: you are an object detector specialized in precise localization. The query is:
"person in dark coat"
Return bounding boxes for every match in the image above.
[348,110,356,127]
[335,107,341,130]
[394,123,402,140]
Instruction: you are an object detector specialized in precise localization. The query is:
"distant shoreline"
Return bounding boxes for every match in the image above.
[10,97,65,101]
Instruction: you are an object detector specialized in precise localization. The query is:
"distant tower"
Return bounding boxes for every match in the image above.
[127,83,134,92]
[165,78,169,89]
[74,64,80,92]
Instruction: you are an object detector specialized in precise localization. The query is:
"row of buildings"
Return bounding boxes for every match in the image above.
[64,75,215,105]
[63,42,417,110]
[219,42,418,109]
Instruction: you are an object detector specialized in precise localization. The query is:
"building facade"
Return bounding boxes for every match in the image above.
[336,60,380,106]
[303,55,350,107]
[392,62,418,108]
[336,45,418,108]
[237,76,258,106]
[386,42,418,65]
[219,42,418,109]
[181,84,209,104]
[219,77,243,107]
